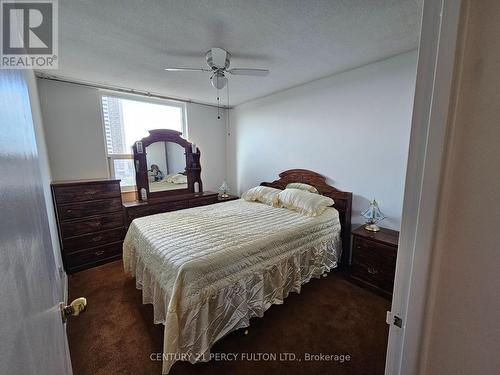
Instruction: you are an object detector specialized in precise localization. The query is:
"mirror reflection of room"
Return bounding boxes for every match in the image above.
[146,141,187,192]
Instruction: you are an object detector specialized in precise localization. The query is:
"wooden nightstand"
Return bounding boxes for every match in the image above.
[350,225,399,298]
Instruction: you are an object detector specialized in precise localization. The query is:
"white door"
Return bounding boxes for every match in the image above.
[0,70,72,375]
[384,0,463,374]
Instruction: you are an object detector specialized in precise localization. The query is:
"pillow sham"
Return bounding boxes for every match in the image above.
[278,188,334,217]
[286,182,319,194]
[241,186,281,207]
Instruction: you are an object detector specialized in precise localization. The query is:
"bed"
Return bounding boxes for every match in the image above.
[123,169,352,373]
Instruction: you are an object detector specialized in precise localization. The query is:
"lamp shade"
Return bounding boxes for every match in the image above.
[218,180,229,198]
[361,199,385,222]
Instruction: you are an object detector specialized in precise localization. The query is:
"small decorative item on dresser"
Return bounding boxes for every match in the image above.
[218,180,230,198]
[361,199,385,232]
[350,225,399,298]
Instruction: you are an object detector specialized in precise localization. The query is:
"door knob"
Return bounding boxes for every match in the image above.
[61,297,87,323]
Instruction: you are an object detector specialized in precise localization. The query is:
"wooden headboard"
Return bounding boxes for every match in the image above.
[261,169,352,268]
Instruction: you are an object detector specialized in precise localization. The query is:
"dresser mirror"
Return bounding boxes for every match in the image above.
[146,141,187,193]
[133,129,203,200]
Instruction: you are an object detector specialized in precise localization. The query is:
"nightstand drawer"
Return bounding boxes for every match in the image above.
[351,260,395,292]
[352,237,397,270]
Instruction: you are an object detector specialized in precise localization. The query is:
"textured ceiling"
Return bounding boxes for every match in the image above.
[40,0,422,106]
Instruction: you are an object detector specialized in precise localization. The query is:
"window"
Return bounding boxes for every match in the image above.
[101,94,186,190]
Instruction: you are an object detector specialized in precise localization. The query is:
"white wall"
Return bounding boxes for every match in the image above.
[228,51,417,229]
[186,103,228,192]
[38,80,228,192]
[419,0,500,373]
[38,80,109,180]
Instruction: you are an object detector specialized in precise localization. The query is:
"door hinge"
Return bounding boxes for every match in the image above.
[386,311,403,328]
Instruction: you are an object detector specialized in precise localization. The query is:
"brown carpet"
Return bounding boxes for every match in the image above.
[68,260,390,375]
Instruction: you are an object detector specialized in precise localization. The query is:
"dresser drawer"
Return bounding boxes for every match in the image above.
[65,242,122,269]
[62,228,124,252]
[60,213,124,237]
[189,196,218,207]
[53,182,121,203]
[127,200,189,221]
[58,198,123,220]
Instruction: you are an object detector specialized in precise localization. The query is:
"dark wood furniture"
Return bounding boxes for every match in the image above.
[261,169,352,269]
[124,128,241,225]
[123,192,239,228]
[350,225,399,298]
[51,179,125,274]
[133,129,201,201]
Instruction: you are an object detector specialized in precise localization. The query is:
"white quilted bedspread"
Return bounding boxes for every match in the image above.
[123,199,341,373]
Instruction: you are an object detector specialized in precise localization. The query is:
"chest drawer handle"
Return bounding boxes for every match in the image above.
[367,267,378,275]
[93,236,103,242]
[94,250,105,256]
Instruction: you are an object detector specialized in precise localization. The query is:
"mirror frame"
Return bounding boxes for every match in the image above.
[132,129,202,201]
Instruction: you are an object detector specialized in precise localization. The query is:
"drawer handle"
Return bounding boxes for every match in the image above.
[367,266,378,275]
[83,190,97,195]
[93,236,103,242]
[94,250,105,256]
[66,209,73,213]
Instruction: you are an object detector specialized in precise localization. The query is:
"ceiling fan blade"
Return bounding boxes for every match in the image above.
[227,68,269,76]
[164,67,211,72]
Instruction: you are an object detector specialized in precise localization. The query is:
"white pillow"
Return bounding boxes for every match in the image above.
[172,174,187,184]
[241,186,281,207]
[164,173,179,183]
[278,188,334,216]
[286,182,319,194]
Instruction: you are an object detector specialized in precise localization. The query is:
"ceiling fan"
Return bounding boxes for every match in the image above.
[164,47,269,90]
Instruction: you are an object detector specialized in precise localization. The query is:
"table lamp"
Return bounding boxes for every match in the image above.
[361,199,385,232]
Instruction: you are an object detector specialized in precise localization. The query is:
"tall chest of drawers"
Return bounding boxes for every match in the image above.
[51,179,125,273]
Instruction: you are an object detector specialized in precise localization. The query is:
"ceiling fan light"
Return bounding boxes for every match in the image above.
[211,72,227,89]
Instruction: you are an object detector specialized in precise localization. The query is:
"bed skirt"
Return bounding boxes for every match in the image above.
[124,237,340,374]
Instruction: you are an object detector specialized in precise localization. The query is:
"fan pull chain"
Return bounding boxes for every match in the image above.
[226,80,230,136]
[217,87,221,119]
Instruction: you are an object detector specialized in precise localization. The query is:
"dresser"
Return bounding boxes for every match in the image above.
[123,192,239,228]
[51,179,125,273]
[350,225,399,298]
